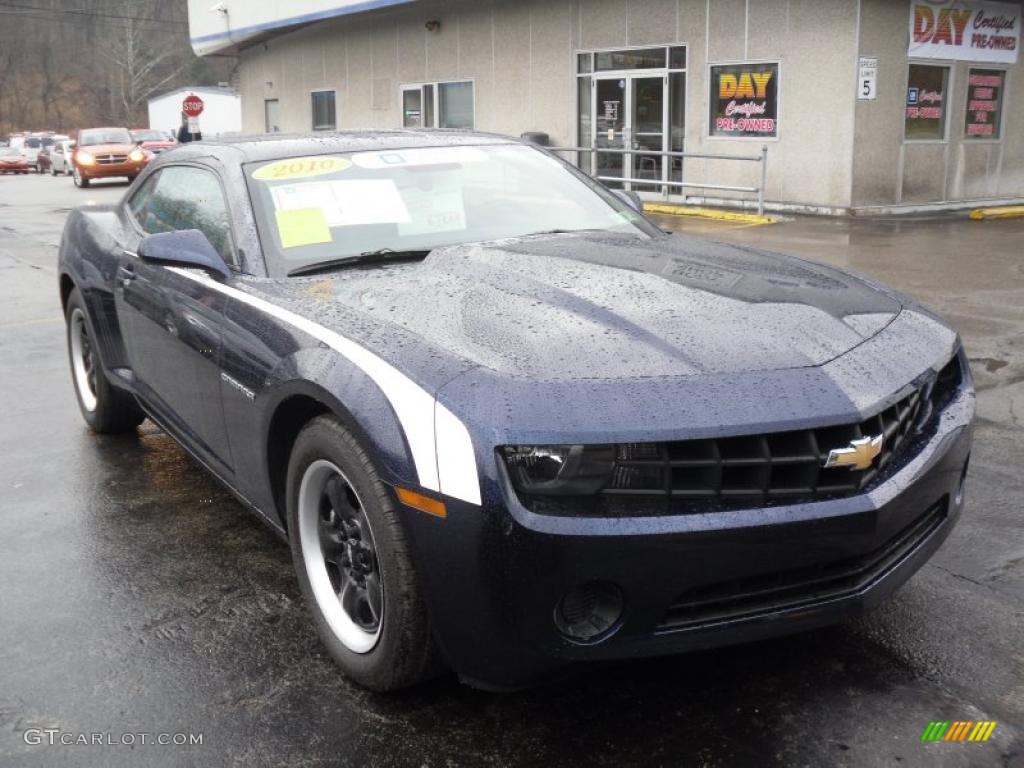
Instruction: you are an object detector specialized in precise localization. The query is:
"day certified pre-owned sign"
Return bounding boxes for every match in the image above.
[709,62,779,138]
[909,0,1020,64]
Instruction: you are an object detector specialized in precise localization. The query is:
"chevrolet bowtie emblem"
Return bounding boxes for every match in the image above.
[823,434,884,471]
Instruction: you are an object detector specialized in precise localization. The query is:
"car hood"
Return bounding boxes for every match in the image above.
[77,143,134,155]
[265,231,902,381]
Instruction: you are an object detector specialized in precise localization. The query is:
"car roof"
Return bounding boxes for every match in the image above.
[166,129,519,165]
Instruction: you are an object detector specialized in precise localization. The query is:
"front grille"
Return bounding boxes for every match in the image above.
[657,499,947,632]
[605,387,925,502]
[510,351,965,516]
[96,154,128,165]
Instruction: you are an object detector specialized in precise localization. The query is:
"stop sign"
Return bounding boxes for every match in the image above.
[182,94,204,118]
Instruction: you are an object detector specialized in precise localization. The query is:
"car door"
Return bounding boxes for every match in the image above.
[117,164,236,473]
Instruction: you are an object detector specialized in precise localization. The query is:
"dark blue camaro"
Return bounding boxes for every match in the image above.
[59,131,974,691]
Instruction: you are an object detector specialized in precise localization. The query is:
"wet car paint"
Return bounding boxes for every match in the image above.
[53,131,978,689]
[2,172,1021,764]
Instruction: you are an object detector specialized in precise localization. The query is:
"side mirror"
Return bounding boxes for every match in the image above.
[138,230,231,280]
[611,189,644,212]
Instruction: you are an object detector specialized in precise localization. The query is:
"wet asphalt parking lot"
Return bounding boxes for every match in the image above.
[0,172,1022,768]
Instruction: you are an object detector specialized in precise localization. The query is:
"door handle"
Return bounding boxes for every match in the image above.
[117,264,136,288]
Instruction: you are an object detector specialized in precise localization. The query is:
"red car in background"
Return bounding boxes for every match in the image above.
[130,128,176,157]
[0,146,32,173]
[36,134,71,174]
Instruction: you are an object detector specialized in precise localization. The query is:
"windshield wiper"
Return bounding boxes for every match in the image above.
[520,227,609,238]
[288,248,431,277]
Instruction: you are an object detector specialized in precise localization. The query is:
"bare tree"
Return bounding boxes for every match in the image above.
[101,16,188,125]
[0,0,231,135]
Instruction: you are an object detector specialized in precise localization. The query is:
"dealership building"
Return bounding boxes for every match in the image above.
[188,0,1023,214]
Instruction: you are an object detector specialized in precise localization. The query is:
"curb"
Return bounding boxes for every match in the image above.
[643,203,775,225]
[969,205,1024,221]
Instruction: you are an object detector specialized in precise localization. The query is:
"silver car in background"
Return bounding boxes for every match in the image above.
[49,138,74,176]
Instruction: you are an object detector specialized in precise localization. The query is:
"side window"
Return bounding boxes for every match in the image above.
[134,166,236,266]
[128,171,162,230]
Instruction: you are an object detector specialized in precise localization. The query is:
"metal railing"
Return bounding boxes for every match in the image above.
[547,145,769,215]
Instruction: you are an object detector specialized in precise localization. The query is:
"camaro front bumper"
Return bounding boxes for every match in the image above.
[397,380,974,689]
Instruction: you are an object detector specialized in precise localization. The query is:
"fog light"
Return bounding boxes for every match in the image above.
[554,581,624,642]
[955,455,970,507]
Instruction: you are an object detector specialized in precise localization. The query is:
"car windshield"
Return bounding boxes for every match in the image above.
[132,130,168,142]
[80,129,131,146]
[246,144,659,276]
[25,138,41,148]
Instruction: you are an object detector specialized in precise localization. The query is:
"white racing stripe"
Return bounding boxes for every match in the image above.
[167,268,481,505]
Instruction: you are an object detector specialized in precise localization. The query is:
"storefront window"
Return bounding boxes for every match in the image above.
[311,90,336,131]
[438,81,474,129]
[577,75,592,169]
[400,81,472,130]
[595,48,666,71]
[904,65,948,140]
[708,62,778,138]
[964,69,1005,140]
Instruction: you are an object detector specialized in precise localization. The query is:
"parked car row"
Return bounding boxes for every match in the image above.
[1,127,178,185]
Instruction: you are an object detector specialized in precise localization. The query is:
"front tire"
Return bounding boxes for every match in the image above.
[286,415,442,691]
[65,288,145,433]
[73,167,89,188]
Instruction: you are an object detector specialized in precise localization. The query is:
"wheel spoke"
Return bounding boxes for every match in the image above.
[340,580,362,623]
[325,475,358,522]
[364,573,383,624]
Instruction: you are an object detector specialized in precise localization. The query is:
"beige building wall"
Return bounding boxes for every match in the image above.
[853,0,1024,206]
[235,0,1020,211]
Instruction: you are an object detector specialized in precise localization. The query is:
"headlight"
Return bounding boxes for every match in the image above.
[76,151,95,166]
[501,445,615,495]
[129,149,145,162]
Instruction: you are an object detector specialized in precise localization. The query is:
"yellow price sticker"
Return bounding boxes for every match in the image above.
[253,156,351,181]
[275,208,331,249]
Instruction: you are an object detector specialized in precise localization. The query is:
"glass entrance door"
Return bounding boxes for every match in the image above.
[594,78,626,188]
[631,76,666,191]
[591,74,668,191]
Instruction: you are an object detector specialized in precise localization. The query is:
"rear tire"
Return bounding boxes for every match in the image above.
[65,287,145,433]
[286,415,443,691]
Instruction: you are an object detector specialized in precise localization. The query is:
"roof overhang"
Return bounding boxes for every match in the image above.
[188,0,418,56]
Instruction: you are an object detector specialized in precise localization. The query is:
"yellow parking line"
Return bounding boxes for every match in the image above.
[969,205,1024,220]
[0,315,62,328]
[643,202,775,225]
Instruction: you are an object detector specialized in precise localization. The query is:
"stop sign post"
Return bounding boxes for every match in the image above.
[182,94,204,138]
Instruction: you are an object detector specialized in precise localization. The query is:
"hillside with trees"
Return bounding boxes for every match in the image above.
[0,0,232,134]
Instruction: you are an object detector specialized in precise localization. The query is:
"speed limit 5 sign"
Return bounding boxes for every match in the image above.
[858,56,878,101]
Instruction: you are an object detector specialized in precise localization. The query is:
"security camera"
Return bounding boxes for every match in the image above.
[209,2,228,15]
[425,20,441,32]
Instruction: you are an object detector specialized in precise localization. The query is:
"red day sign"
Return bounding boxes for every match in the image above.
[182,94,205,118]
[908,1,1020,64]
